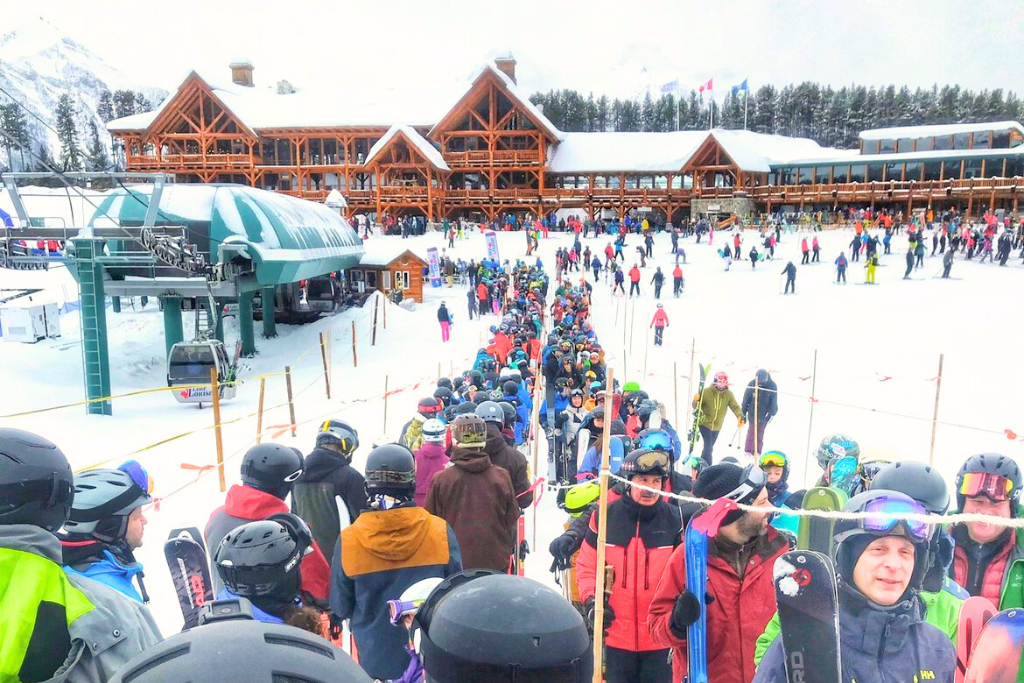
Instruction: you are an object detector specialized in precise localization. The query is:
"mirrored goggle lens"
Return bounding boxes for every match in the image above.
[640,433,671,451]
[959,472,1013,502]
[119,460,153,494]
[862,496,930,540]
[633,450,669,470]
[759,453,786,468]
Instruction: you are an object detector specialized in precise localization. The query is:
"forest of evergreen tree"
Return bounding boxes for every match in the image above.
[529,83,1024,149]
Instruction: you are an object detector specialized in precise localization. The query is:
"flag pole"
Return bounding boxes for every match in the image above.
[744,89,749,130]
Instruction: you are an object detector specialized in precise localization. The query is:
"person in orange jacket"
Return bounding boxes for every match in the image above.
[672,264,683,297]
[628,264,641,297]
[476,281,489,315]
[650,303,669,346]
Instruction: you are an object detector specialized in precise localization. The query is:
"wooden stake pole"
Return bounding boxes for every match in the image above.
[383,293,387,329]
[319,332,332,399]
[383,375,390,435]
[686,338,695,437]
[753,381,759,456]
[371,296,379,346]
[591,368,615,682]
[351,321,358,367]
[929,353,944,467]
[673,361,679,433]
[529,372,543,549]
[802,350,818,485]
[256,376,266,444]
[643,324,649,379]
[210,368,226,492]
[285,365,297,438]
[438,362,441,380]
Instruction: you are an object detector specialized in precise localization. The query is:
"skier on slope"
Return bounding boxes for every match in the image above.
[575,448,683,682]
[426,414,519,573]
[781,260,796,294]
[60,462,153,603]
[213,513,326,634]
[650,303,669,347]
[0,429,162,681]
[206,443,331,603]
[330,443,462,681]
[835,251,848,283]
[753,491,955,683]
[292,419,368,558]
[692,371,743,465]
[648,463,786,683]
[650,266,665,299]
[672,263,683,296]
[628,264,642,297]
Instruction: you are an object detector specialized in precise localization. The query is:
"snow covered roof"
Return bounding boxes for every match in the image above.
[358,244,428,267]
[776,144,1024,168]
[710,129,858,172]
[859,121,1024,141]
[546,131,707,173]
[364,124,450,171]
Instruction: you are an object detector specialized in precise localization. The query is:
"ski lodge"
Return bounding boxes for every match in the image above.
[107,57,1024,224]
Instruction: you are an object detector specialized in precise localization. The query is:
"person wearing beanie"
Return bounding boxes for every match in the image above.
[692,371,743,465]
[753,491,955,683]
[648,463,787,683]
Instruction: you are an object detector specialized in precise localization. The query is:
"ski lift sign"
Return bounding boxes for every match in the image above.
[484,230,500,263]
[426,247,442,288]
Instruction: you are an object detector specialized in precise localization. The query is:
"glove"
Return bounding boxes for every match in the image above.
[738,418,746,427]
[669,591,713,638]
[328,613,344,640]
[549,534,578,568]
[693,393,700,403]
[584,596,615,632]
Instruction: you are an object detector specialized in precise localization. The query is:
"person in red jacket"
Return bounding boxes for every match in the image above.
[205,443,331,605]
[800,235,809,264]
[672,264,683,297]
[650,303,669,347]
[628,264,642,297]
[476,281,489,316]
[576,448,683,682]
[648,463,786,683]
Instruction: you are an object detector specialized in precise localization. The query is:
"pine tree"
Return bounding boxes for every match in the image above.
[54,94,82,171]
[113,90,136,119]
[97,90,115,122]
[86,121,109,171]
[596,95,610,132]
[640,92,655,132]
[135,91,152,114]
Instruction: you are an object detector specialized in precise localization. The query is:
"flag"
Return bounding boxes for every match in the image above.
[661,79,679,94]
[698,78,713,93]
[731,78,749,95]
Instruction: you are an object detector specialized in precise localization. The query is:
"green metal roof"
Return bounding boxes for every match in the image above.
[88,184,364,285]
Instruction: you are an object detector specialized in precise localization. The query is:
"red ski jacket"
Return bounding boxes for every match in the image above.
[648,526,788,683]
[576,496,681,652]
[651,309,669,328]
[629,267,641,283]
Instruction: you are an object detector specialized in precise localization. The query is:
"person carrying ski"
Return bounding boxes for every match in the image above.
[425,414,519,572]
[781,261,796,294]
[835,251,848,283]
[628,264,642,297]
[649,463,786,683]
[753,491,955,683]
[949,453,1023,607]
[650,266,665,299]
[672,264,683,296]
[292,419,368,557]
[865,251,879,284]
[740,369,777,456]
[650,303,669,347]
[206,444,331,603]
[331,443,462,681]
[576,448,683,682]
[60,461,153,603]
[692,371,743,465]
[0,429,162,682]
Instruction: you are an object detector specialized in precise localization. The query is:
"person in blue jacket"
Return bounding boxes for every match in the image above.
[213,513,325,634]
[60,460,153,603]
[502,380,530,444]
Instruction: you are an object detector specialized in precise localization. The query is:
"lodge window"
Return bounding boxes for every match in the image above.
[681,174,693,188]
[607,176,621,189]
[863,140,880,154]
[896,138,914,153]
[1009,157,1024,176]
[849,165,866,183]
[971,132,991,149]
[577,176,590,189]
[867,164,883,182]
[654,175,667,189]
[953,133,970,150]
[879,139,896,154]
[366,270,378,289]
[625,176,639,189]
[884,162,902,181]
[962,159,983,178]
[923,161,942,181]
[351,270,364,283]
[638,176,654,189]
[594,176,607,189]
[933,136,952,151]
[395,271,410,289]
[943,160,961,180]
[915,137,933,151]
[904,162,922,181]
[814,166,830,183]
[798,168,813,185]
[992,130,1011,149]
[832,165,849,183]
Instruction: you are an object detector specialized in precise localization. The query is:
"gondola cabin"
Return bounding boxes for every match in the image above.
[167,340,238,406]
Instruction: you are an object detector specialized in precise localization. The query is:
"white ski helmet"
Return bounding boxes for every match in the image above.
[422,419,447,444]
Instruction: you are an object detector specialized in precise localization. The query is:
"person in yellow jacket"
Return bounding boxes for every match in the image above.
[692,371,743,465]
[865,251,879,284]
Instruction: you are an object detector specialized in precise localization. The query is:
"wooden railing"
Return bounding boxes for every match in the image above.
[379,186,430,201]
[750,176,1024,202]
[444,149,542,166]
[128,153,253,169]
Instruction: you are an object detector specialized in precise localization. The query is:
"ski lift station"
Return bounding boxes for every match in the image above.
[0,174,364,415]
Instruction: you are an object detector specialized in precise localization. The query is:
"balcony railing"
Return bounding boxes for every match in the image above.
[128,153,253,169]
[444,149,542,166]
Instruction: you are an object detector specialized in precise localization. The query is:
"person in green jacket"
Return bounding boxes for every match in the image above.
[753,459,964,669]
[692,371,743,465]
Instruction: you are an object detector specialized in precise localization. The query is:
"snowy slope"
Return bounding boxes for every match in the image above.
[0,17,166,168]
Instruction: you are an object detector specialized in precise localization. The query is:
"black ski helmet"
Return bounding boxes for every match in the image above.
[955,453,1022,514]
[620,448,670,480]
[872,461,950,515]
[454,401,477,415]
[502,380,519,396]
[433,387,454,405]
[498,402,517,429]
[316,419,359,455]
[364,443,416,499]
[636,399,658,423]
[437,377,453,391]
[0,428,74,532]
[214,513,312,600]
[475,400,504,426]
[418,396,443,417]
[108,618,372,683]
[419,572,592,682]
[240,443,304,500]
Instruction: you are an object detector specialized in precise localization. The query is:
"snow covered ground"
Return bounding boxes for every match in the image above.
[1,225,1023,636]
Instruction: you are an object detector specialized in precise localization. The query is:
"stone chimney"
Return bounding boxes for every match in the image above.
[229,59,254,87]
[495,54,517,84]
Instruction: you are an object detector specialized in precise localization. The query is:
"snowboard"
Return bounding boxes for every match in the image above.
[828,456,860,497]
[797,487,848,555]
[685,497,740,683]
[964,608,1024,683]
[773,550,841,683]
[956,596,997,683]
[687,364,712,456]
[165,527,214,629]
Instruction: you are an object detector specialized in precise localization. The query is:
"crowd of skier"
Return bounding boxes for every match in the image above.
[2,240,1022,683]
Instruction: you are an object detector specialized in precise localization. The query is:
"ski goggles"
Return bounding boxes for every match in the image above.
[118,460,154,494]
[758,452,786,469]
[388,598,428,626]
[639,430,672,452]
[723,464,766,505]
[859,495,931,541]
[621,449,670,474]
[958,472,1014,502]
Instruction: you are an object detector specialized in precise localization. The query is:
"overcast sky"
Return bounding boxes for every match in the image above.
[7,0,1024,100]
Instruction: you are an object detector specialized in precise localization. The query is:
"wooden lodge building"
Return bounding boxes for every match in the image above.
[108,57,1024,224]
